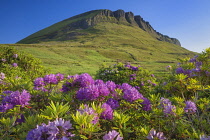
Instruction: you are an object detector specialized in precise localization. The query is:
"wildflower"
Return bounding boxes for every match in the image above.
[95,79,104,85]
[34,77,45,87]
[76,84,99,101]
[97,83,110,97]
[47,118,74,139]
[134,86,140,90]
[55,73,64,82]
[15,114,25,124]
[101,103,113,120]
[75,73,94,87]
[43,74,58,84]
[123,87,143,103]
[120,83,133,91]
[12,63,18,67]
[176,67,185,74]
[106,81,117,93]
[103,130,123,140]
[1,58,6,62]
[77,105,99,124]
[151,74,155,77]
[206,71,210,76]
[166,65,172,70]
[26,118,74,140]
[141,97,152,111]
[13,54,18,58]
[0,90,31,112]
[0,72,5,80]
[130,66,138,71]
[146,128,166,140]
[200,134,210,140]
[184,101,197,113]
[160,97,171,107]
[33,77,47,91]
[189,55,198,62]
[26,123,49,140]
[5,90,31,107]
[106,98,120,109]
[163,104,176,116]
[195,61,202,68]
[130,74,136,81]
[160,98,176,116]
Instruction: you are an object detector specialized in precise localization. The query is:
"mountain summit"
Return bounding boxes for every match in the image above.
[17,9,181,46]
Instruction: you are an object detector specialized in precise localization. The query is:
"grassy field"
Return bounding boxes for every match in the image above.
[2,22,196,77]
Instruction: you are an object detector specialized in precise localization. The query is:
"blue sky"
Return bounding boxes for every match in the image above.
[1,0,210,53]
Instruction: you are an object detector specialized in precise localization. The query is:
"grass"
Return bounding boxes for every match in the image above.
[2,22,196,77]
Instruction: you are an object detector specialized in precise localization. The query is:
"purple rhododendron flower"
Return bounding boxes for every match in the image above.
[189,55,198,62]
[44,74,58,84]
[34,77,45,87]
[176,67,185,74]
[160,97,171,107]
[130,74,137,81]
[97,83,110,97]
[75,73,94,87]
[106,98,120,109]
[77,105,99,124]
[13,54,18,58]
[146,128,166,140]
[26,123,49,140]
[26,118,74,140]
[47,118,73,139]
[0,90,31,112]
[12,63,18,67]
[0,103,13,112]
[76,84,99,101]
[160,98,176,116]
[184,101,197,113]
[141,97,152,111]
[103,130,123,140]
[0,72,5,80]
[106,81,117,93]
[101,103,113,120]
[200,134,210,140]
[206,71,210,76]
[55,73,64,82]
[163,104,176,116]
[123,87,143,103]
[15,114,25,124]
[130,66,138,71]
[195,61,202,68]
[120,83,133,91]
[1,58,6,62]
[95,79,104,85]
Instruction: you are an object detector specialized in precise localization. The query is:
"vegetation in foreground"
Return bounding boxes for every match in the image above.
[0,46,209,139]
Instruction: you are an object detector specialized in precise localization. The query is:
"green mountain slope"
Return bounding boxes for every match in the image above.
[12,9,196,76]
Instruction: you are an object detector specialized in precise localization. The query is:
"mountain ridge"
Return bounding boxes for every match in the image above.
[17,9,181,46]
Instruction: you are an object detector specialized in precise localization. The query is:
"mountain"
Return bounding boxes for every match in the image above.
[15,9,196,76]
[17,9,181,46]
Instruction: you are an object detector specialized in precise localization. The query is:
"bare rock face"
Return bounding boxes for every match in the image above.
[134,15,181,46]
[125,12,138,26]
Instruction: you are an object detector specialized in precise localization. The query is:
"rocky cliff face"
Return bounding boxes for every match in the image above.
[60,9,181,46]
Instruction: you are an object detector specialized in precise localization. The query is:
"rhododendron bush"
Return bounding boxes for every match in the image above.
[0,47,210,139]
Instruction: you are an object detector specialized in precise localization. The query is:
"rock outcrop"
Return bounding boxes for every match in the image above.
[63,9,181,46]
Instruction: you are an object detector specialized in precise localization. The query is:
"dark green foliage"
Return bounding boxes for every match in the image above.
[96,62,157,95]
[0,46,49,91]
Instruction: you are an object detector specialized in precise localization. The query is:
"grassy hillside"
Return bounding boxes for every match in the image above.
[17,10,101,44]
[1,22,196,77]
